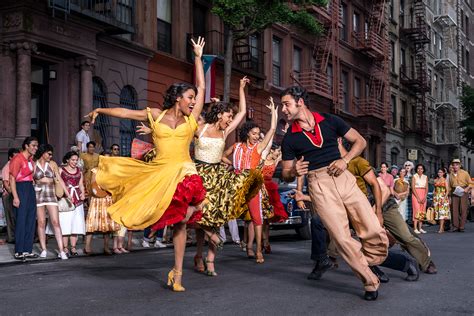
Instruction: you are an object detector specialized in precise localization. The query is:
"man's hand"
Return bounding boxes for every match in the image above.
[327,159,347,177]
[294,156,309,177]
[13,197,20,208]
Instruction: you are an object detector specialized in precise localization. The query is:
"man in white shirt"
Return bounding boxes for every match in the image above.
[75,121,91,152]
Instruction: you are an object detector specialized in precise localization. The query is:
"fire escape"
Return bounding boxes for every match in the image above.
[353,0,390,122]
[297,1,340,105]
[433,1,458,145]
[399,0,431,137]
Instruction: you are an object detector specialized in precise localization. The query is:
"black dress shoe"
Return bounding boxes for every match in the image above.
[364,290,378,301]
[307,257,334,280]
[370,266,390,283]
[405,262,420,281]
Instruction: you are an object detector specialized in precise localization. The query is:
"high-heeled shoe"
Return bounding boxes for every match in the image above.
[208,232,224,251]
[256,252,265,264]
[167,269,185,292]
[204,259,218,276]
[194,255,205,273]
[263,244,272,254]
[247,248,255,259]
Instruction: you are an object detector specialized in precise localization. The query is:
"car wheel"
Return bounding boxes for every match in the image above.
[296,218,312,240]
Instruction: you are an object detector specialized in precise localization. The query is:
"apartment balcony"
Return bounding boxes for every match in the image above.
[354,98,386,121]
[400,66,430,92]
[186,30,265,77]
[433,129,458,145]
[434,90,458,110]
[66,0,135,34]
[353,31,386,60]
[433,3,457,27]
[298,69,332,100]
[434,47,458,69]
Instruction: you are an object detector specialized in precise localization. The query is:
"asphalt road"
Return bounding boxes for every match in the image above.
[1,223,473,316]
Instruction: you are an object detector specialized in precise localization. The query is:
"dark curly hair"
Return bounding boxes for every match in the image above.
[34,144,54,161]
[62,151,79,164]
[204,102,234,124]
[163,83,198,110]
[239,120,260,142]
[280,86,309,105]
[415,163,425,173]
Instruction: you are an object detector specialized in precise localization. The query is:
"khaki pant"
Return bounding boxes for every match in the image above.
[383,203,431,270]
[307,168,388,291]
[451,194,468,230]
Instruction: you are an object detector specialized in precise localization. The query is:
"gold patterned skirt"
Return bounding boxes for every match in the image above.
[196,161,263,227]
[86,195,120,233]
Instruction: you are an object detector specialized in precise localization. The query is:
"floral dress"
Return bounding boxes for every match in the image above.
[434,179,451,220]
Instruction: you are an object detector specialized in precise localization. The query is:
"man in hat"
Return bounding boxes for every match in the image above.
[448,159,473,232]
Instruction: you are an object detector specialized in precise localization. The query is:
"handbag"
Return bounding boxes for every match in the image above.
[58,197,75,212]
[131,138,154,161]
[51,162,64,199]
[425,207,436,222]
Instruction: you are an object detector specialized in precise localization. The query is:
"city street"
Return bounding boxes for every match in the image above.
[1,223,473,316]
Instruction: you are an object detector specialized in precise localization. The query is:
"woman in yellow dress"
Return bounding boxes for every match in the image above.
[86,37,206,292]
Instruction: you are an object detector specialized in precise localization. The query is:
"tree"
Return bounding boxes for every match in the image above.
[211,0,327,102]
[460,84,474,147]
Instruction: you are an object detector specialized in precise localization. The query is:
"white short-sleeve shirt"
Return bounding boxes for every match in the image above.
[75,129,90,152]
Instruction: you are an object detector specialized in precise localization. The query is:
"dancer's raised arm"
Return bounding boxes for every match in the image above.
[191,37,206,121]
[257,97,278,154]
[86,107,160,124]
[224,77,249,137]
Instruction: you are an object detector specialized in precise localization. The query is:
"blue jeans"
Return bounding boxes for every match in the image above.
[143,227,164,241]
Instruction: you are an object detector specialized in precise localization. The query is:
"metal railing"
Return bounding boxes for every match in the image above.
[186,30,265,75]
[434,129,458,145]
[69,0,135,33]
[297,69,332,99]
[354,98,386,120]
[433,2,457,26]
[353,31,386,58]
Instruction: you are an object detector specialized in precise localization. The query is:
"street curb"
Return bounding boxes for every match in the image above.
[0,245,176,268]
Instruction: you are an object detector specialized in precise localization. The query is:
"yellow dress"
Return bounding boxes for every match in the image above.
[96,108,198,230]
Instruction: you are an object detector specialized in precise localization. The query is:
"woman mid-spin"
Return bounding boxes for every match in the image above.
[86,37,206,292]
[192,77,262,276]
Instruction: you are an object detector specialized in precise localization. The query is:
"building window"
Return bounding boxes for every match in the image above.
[391,95,397,128]
[341,3,348,41]
[327,63,333,93]
[391,148,399,166]
[293,46,302,78]
[390,41,396,72]
[157,0,172,53]
[116,0,133,25]
[466,16,470,38]
[93,77,111,151]
[389,0,394,19]
[433,74,438,98]
[249,34,261,73]
[272,37,282,86]
[400,0,405,27]
[193,1,207,36]
[461,45,465,68]
[353,12,360,33]
[119,86,138,157]
[353,77,361,100]
[440,78,444,100]
[400,48,406,74]
[341,70,349,112]
[467,50,470,75]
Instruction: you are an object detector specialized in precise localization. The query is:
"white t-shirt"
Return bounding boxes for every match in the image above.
[75,129,90,152]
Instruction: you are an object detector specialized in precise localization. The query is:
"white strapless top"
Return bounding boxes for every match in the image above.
[194,124,225,164]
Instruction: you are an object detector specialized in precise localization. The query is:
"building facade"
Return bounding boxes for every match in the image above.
[0,0,156,164]
[385,0,473,176]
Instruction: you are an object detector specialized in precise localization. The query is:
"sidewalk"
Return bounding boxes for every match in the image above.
[0,232,170,265]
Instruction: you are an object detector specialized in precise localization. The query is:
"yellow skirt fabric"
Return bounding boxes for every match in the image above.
[96,156,197,230]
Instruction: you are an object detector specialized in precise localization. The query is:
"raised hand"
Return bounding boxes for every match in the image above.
[136,123,152,135]
[191,36,205,58]
[240,76,250,89]
[85,109,100,124]
[210,97,221,103]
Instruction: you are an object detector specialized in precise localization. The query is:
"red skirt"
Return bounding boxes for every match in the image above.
[151,174,206,231]
[264,180,288,223]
